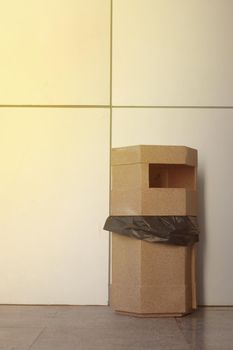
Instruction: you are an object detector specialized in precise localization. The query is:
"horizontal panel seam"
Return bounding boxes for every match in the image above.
[1,105,233,109]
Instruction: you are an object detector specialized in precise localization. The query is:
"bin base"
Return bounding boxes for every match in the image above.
[115,310,192,318]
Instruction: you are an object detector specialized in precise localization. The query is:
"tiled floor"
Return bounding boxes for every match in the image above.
[0,306,232,350]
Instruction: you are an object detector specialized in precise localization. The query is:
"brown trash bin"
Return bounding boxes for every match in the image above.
[110,145,198,317]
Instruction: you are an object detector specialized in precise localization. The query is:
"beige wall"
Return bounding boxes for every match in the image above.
[112,0,233,305]
[112,112,233,306]
[0,0,110,305]
[1,0,233,305]
[112,0,233,106]
[0,0,110,105]
[0,111,110,304]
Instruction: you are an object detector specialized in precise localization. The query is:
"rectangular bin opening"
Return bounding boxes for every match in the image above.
[149,164,196,189]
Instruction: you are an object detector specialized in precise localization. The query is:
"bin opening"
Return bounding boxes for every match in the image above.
[149,164,196,189]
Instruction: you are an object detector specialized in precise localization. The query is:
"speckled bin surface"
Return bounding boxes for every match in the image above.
[111,145,198,316]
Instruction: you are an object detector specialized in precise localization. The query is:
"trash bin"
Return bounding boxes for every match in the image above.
[105,145,199,317]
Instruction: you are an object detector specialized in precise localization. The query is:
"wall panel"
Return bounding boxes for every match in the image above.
[0,110,110,304]
[112,110,233,305]
[0,0,110,105]
[112,0,233,106]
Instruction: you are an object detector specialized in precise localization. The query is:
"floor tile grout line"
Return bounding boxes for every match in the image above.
[175,318,193,350]
[28,327,46,350]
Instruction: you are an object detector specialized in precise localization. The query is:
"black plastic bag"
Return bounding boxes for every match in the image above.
[104,216,199,246]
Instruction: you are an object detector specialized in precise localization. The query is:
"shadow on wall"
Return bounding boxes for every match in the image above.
[197,169,206,306]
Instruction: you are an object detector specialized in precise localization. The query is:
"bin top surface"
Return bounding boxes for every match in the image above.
[112,145,197,167]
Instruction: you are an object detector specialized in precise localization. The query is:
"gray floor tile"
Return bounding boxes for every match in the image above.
[30,327,190,350]
[0,306,232,350]
[46,305,181,330]
[29,306,190,349]
[199,306,233,311]
[0,306,59,328]
[177,308,233,350]
[0,327,43,350]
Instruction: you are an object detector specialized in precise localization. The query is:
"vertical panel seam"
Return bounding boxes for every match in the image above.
[108,0,113,305]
